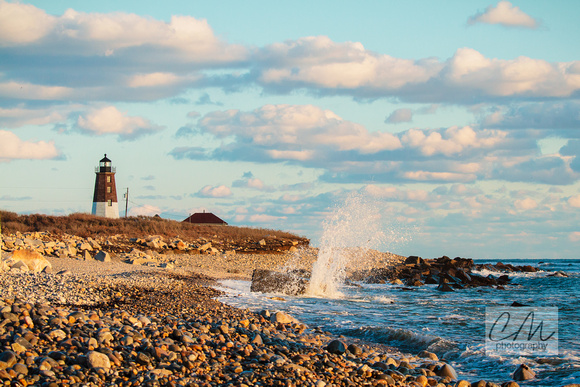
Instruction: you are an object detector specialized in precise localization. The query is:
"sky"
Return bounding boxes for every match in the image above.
[1,0,579,259]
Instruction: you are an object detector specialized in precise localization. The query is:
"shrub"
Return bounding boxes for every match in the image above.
[0,210,308,245]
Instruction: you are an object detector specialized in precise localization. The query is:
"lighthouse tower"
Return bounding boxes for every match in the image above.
[91,154,119,218]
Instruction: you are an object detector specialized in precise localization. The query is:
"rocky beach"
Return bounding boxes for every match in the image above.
[0,230,577,387]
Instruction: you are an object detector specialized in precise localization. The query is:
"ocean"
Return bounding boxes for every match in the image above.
[217,258,580,386]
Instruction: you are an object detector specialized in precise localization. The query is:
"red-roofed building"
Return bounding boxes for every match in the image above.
[183,212,228,225]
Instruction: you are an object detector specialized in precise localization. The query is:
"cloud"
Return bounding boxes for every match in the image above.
[468,1,539,29]
[568,195,580,208]
[493,156,577,185]
[560,140,580,172]
[514,197,538,210]
[0,3,577,106]
[0,106,69,128]
[0,1,56,45]
[0,2,247,61]
[254,37,580,102]
[187,111,201,119]
[480,102,580,130]
[128,72,179,88]
[171,104,402,165]
[364,185,430,202]
[172,104,575,184]
[385,108,413,123]
[76,106,164,140]
[401,126,506,156]
[196,185,232,198]
[233,177,266,190]
[0,130,60,162]
[195,92,223,106]
[0,2,247,102]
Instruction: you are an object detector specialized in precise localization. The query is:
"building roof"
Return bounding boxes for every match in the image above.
[100,154,111,163]
[183,212,228,225]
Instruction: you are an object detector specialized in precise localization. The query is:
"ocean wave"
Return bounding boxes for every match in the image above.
[338,325,458,353]
[471,268,546,279]
[371,295,395,304]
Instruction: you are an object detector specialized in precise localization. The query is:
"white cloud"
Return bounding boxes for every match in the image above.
[403,171,478,182]
[468,1,539,29]
[0,1,56,45]
[364,185,430,202]
[246,178,265,189]
[0,81,72,101]
[0,106,67,128]
[0,3,577,106]
[196,104,402,158]
[258,36,442,90]
[0,130,60,161]
[197,185,232,198]
[514,197,538,210]
[569,232,580,242]
[174,104,567,185]
[568,195,580,208]
[232,177,267,190]
[401,126,506,156]
[128,73,179,88]
[76,106,164,140]
[0,3,247,62]
[257,39,580,101]
[385,108,413,124]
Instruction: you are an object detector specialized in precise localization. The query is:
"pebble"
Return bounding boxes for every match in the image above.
[0,247,531,387]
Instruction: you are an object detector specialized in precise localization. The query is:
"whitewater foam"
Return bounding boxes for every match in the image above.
[307,191,397,298]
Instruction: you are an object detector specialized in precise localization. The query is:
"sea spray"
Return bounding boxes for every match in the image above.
[307,191,388,297]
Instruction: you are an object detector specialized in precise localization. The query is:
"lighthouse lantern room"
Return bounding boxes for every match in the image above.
[91,154,119,218]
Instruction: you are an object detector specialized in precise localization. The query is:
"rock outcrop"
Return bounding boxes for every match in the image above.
[1,249,51,273]
[250,269,309,295]
[352,255,538,289]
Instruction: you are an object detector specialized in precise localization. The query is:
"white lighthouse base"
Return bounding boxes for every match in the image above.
[92,202,120,219]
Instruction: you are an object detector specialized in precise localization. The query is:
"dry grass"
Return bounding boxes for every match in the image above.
[0,210,308,245]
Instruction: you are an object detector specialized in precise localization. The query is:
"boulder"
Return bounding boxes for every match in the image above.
[82,250,92,260]
[77,242,93,251]
[437,283,455,292]
[436,363,458,380]
[347,344,363,356]
[270,311,298,324]
[199,242,212,252]
[94,251,111,262]
[512,364,535,381]
[250,269,308,295]
[9,249,51,273]
[405,256,424,266]
[87,351,111,370]
[326,340,346,355]
[417,350,438,361]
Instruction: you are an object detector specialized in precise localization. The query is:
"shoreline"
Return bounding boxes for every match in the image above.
[0,253,541,386]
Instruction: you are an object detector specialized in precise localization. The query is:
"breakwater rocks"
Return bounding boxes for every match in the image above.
[354,256,539,290]
[0,268,523,387]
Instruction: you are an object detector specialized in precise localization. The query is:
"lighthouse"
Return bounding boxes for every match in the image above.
[91,154,119,218]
